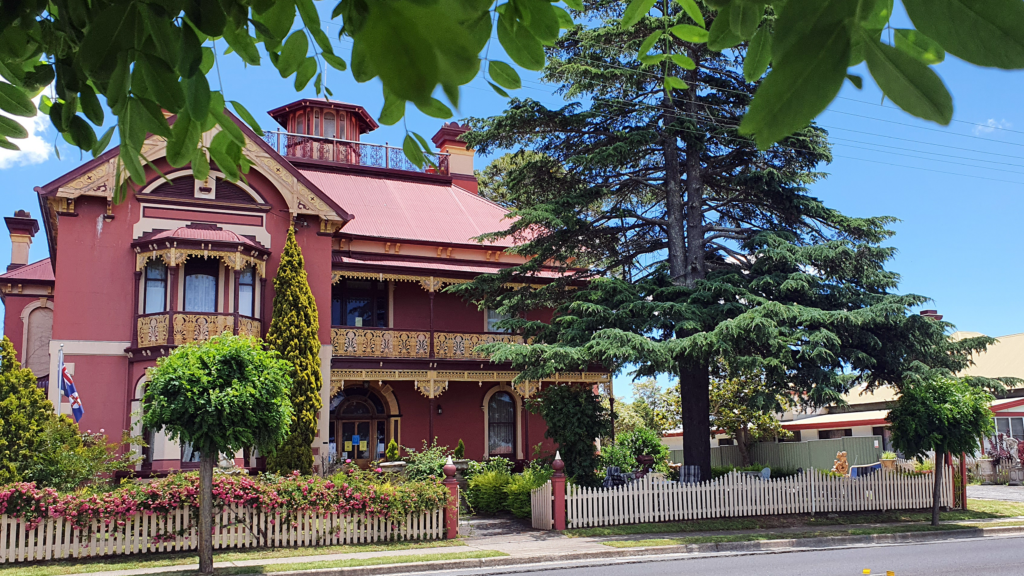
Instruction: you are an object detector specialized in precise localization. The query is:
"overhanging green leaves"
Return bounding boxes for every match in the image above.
[903,0,1024,69]
[862,33,953,125]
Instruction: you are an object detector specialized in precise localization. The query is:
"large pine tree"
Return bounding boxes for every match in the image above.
[457,1,991,480]
[265,226,322,475]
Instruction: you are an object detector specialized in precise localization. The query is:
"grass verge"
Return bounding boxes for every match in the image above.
[565,499,1024,538]
[600,523,989,548]
[0,540,466,576]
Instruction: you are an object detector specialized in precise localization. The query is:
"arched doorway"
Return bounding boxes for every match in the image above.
[329,387,390,468]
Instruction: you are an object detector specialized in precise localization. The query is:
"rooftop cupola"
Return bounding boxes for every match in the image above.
[431,122,477,193]
[267,99,379,142]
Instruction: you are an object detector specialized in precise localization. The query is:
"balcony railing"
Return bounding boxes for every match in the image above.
[331,327,523,360]
[136,312,262,347]
[262,131,450,176]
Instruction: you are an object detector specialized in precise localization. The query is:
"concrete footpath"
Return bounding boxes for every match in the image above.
[58,517,1024,576]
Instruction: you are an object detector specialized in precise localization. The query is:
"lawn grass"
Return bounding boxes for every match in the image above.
[565,498,1024,538]
[600,523,987,548]
[160,551,507,576]
[0,540,466,576]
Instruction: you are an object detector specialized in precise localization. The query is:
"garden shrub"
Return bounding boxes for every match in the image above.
[0,469,449,532]
[454,439,465,459]
[20,418,140,492]
[504,462,553,518]
[531,383,612,486]
[710,464,798,479]
[617,427,670,471]
[403,440,450,480]
[599,443,636,472]
[465,456,513,480]
[467,470,511,514]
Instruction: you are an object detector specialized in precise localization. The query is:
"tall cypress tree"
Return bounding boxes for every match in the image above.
[265,226,322,475]
[456,1,993,480]
[0,336,53,483]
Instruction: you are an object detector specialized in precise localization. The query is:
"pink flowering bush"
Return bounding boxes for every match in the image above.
[0,470,448,533]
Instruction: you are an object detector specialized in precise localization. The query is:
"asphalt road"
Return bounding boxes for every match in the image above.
[426,535,1024,576]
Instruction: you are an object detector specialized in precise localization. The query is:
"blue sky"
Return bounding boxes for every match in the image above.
[2,6,1022,399]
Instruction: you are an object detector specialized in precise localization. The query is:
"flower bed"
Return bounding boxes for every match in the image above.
[0,470,449,532]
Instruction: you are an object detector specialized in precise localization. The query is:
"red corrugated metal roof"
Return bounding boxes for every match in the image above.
[335,254,562,278]
[0,258,54,282]
[148,227,260,247]
[300,169,515,247]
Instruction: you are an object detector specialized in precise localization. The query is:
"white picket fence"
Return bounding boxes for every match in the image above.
[0,506,444,563]
[531,480,553,530]
[532,467,951,530]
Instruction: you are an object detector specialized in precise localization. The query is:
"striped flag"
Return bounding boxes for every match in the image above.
[57,347,84,423]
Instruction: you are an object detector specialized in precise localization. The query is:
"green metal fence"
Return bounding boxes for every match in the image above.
[668,436,883,471]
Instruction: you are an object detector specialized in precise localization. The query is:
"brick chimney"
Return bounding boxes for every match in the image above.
[920,309,943,321]
[5,210,39,271]
[432,122,477,193]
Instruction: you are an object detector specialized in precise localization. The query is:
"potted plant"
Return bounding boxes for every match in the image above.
[378,439,408,474]
[880,451,897,470]
[453,438,470,473]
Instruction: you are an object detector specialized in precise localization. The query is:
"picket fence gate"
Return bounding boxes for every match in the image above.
[535,467,951,530]
[531,480,553,530]
[0,506,444,563]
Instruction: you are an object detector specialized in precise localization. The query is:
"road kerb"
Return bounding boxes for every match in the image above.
[222,524,1024,576]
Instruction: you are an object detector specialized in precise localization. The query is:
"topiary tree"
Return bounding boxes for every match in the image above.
[143,334,293,574]
[454,438,466,460]
[531,383,612,486]
[887,376,994,526]
[265,226,322,476]
[385,439,400,462]
[0,336,52,484]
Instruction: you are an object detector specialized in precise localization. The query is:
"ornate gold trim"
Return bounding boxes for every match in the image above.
[330,369,609,385]
[172,314,234,345]
[331,270,556,292]
[137,315,169,347]
[331,328,430,358]
[135,248,267,277]
[433,332,523,360]
[414,379,448,398]
[237,317,262,338]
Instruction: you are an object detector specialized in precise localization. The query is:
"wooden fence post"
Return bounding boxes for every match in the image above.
[552,452,566,531]
[442,456,459,540]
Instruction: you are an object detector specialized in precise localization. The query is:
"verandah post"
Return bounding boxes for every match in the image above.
[552,452,566,531]
[442,456,459,540]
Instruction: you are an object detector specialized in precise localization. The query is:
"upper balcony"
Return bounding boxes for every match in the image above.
[262,131,450,176]
[332,327,523,360]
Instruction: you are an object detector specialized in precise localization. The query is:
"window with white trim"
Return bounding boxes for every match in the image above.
[486,309,511,333]
[995,417,1024,441]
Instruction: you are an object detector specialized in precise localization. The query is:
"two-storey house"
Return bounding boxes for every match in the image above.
[0,98,609,472]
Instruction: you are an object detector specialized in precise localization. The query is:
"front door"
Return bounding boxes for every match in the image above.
[339,421,371,467]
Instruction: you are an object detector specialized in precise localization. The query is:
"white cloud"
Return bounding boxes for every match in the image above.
[0,92,51,170]
[973,118,1012,136]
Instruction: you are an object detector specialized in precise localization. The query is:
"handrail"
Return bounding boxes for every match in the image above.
[262,130,450,176]
[331,326,522,360]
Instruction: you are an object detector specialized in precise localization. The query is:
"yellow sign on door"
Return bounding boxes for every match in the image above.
[344,441,352,452]
[359,440,368,451]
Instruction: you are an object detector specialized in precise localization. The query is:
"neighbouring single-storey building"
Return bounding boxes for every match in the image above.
[662,326,1024,454]
[0,98,609,473]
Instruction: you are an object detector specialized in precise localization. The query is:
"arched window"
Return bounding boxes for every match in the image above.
[144,260,167,314]
[324,112,337,139]
[313,109,321,136]
[488,391,516,457]
[295,112,306,134]
[184,259,218,312]
[237,266,255,317]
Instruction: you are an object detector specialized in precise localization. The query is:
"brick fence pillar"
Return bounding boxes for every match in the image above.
[443,456,459,539]
[552,451,566,531]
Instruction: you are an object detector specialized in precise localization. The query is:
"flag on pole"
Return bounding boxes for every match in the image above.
[57,347,84,423]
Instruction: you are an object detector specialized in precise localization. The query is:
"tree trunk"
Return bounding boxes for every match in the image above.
[662,95,687,285]
[680,360,711,482]
[199,452,215,573]
[932,449,945,526]
[737,427,751,467]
